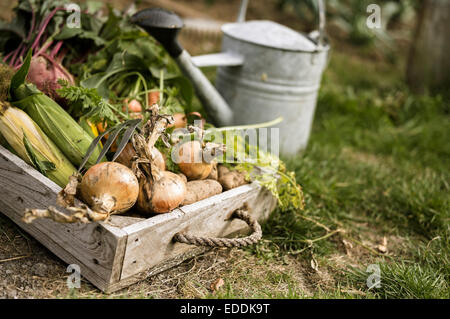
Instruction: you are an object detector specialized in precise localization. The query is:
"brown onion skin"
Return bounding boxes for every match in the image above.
[116,143,165,170]
[151,148,166,170]
[80,162,139,214]
[136,180,152,214]
[136,171,187,214]
[176,141,212,180]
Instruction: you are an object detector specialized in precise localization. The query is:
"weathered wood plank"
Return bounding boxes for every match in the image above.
[106,215,146,229]
[0,144,277,293]
[105,189,276,293]
[120,183,277,281]
[0,146,128,290]
[105,247,208,293]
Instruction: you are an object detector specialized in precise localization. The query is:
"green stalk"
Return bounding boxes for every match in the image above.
[159,69,164,106]
[206,116,284,133]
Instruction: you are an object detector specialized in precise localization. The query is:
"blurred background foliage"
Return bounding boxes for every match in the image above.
[203,0,418,51]
[277,0,418,48]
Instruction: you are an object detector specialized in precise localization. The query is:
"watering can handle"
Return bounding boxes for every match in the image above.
[236,0,326,45]
[317,0,326,47]
[236,0,249,23]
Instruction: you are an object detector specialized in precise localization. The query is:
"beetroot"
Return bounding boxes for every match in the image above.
[26,56,75,105]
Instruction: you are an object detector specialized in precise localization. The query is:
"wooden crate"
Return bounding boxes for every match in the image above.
[0,145,277,293]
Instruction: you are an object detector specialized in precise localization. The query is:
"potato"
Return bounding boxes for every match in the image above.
[218,164,230,177]
[218,170,248,191]
[181,179,222,205]
[207,161,218,180]
[178,173,188,184]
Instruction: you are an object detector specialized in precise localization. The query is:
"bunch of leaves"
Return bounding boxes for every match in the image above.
[236,161,305,211]
[2,0,193,122]
[56,81,123,127]
[0,0,113,68]
[235,142,305,211]
[71,8,193,116]
[202,129,305,211]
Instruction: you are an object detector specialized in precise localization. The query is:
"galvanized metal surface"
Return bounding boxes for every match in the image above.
[215,28,329,154]
[222,20,318,52]
[175,0,329,154]
[236,0,249,23]
[192,52,244,67]
[189,0,328,154]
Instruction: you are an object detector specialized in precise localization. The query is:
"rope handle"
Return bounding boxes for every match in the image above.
[172,206,262,248]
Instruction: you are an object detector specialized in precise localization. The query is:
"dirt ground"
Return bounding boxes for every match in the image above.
[0,205,406,298]
[0,215,313,299]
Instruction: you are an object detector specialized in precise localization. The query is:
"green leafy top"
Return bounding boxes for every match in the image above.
[56,82,122,127]
[8,49,32,100]
[8,49,41,103]
[203,129,305,211]
[70,11,194,116]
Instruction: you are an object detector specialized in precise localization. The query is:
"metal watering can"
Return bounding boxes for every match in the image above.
[131,0,329,155]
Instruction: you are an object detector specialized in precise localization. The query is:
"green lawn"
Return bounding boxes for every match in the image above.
[0,44,448,299]
[252,49,450,298]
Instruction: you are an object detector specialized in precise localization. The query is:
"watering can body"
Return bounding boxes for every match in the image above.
[211,21,329,154]
[131,2,329,155]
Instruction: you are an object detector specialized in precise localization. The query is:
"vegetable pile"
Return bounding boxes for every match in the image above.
[0,0,305,223]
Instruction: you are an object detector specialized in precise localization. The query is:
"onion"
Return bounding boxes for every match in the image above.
[136,169,187,214]
[79,162,139,214]
[176,140,212,180]
[151,148,166,170]
[116,142,165,170]
[132,116,187,214]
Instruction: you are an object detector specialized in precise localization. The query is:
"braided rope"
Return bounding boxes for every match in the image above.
[172,208,262,248]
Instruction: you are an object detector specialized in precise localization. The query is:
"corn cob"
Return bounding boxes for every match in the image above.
[0,101,76,187]
[11,87,103,168]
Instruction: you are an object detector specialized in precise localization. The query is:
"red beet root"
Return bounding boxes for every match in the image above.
[27,56,75,105]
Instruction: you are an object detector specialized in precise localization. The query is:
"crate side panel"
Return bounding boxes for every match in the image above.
[0,146,127,290]
[105,247,207,293]
[120,184,276,280]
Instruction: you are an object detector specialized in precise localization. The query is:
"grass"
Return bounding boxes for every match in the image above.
[249,48,450,298]
[347,237,449,298]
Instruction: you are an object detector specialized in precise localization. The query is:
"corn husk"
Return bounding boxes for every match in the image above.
[0,101,76,187]
[0,131,18,156]
[12,89,103,168]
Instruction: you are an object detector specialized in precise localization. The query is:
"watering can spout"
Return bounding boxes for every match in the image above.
[131,8,234,127]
